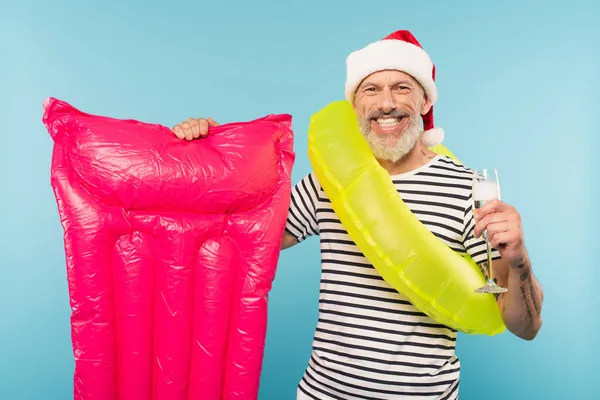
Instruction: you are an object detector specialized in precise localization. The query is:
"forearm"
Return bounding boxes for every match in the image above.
[499,257,543,340]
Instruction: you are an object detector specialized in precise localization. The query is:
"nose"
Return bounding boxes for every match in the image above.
[379,89,396,113]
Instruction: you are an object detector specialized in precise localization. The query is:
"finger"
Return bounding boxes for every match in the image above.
[172,125,186,140]
[474,212,509,238]
[198,118,209,137]
[488,230,518,249]
[473,199,502,221]
[207,117,220,127]
[475,200,516,222]
[187,118,201,139]
[486,221,510,238]
[179,121,193,140]
[482,200,515,219]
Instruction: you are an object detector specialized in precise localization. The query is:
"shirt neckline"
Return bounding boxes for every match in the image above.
[389,154,442,179]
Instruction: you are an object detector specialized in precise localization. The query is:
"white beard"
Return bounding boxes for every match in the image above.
[359,113,422,162]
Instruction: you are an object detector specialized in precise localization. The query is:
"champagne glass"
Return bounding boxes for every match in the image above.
[473,168,508,294]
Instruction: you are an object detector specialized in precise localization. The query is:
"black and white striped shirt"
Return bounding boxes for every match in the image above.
[285,155,500,400]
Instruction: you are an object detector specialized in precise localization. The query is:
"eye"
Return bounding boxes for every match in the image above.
[396,85,410,91]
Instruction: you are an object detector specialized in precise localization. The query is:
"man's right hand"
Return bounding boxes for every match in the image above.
[171,117,221,141]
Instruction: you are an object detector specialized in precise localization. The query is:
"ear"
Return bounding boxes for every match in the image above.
[420,95,432,116]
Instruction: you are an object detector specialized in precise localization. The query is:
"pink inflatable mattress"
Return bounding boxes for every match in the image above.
[42,98,294,400]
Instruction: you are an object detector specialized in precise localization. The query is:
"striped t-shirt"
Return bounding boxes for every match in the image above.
[285,155,500,400]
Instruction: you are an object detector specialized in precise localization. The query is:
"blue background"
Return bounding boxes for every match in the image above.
[1,0,598,399]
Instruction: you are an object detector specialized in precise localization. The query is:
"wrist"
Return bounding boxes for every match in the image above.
[508,249,531,272]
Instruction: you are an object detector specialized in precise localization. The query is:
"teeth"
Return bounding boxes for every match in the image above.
[376,117,400,127]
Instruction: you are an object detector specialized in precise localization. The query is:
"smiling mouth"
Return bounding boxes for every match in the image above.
[374,117,404,128]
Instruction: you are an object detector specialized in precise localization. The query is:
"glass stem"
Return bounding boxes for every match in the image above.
[485,231,493,282]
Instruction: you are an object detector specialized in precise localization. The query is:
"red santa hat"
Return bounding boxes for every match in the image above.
[345,30,444,148]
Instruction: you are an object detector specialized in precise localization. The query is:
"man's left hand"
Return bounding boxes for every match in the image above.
[474,199,526,268]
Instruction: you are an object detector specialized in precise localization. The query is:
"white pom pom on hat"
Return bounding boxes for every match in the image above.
[345,30,444,148]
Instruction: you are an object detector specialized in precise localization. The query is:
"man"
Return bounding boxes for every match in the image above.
[172,30,544,400]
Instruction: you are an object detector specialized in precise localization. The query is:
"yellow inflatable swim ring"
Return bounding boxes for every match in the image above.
[307,100,505,336]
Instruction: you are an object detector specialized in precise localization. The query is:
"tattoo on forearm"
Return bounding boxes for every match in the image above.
[520,272,529,281]
[518,271,542,321]
[520,285,533,321]
[478,262,487,278]
[527,276,541,314]
[515,255,528,270]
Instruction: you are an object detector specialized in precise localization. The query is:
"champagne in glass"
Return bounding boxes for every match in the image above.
[473,168,508,294]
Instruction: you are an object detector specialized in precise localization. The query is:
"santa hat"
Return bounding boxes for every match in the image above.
[345,30,444,148]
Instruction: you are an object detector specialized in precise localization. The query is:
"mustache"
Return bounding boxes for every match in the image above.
[367,109,410,120]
